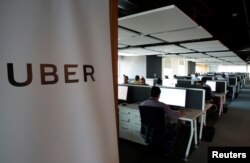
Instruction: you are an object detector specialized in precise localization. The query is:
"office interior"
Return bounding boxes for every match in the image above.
[117,1,250,163]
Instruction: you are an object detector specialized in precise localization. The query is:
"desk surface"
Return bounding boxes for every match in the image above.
[204,103,213,111]
[119,103,203,121]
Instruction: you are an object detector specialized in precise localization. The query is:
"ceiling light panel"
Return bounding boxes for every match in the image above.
[119,47,163,55]
[180,40,229,52]
[118,35,163,46]
[145,44,194,53]
[206,51,237,57]
[118,5,198,35]
[179,53,210,58]
[150,26,212,42]
[118,27,139,40]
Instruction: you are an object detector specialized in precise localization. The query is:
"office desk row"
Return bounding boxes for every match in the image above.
[118,103,213,161]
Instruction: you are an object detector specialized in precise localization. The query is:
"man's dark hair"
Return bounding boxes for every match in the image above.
[201,77,207,83]
[135,75,140,80]
[151,86,161,98]
[156,78,162,85]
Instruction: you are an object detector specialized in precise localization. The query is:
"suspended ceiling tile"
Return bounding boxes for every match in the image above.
[180,40,229,52]
[118,5,198,35]
[118,44,128,48]
[118,52,145,56]
[221,57,244,62]
[179,53,210,58]
[206,51,237,57]
[119,47,163,56]
[157,54,180,58]
[150,26,212,42]
[118,27,140,40]
[184,58,203,62]
[118,35,163,46]
[231,61,247,65]
[199,57,223,62]
[145,44,194,53]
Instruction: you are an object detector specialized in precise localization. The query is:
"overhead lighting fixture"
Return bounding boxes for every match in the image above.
[118,0,137,10]
[240,48,250,52]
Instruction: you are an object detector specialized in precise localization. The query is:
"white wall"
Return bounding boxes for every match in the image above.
[162,57,188,78]
[118,56,146,79]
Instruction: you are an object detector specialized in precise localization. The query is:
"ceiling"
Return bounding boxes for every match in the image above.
[118,0,250,65]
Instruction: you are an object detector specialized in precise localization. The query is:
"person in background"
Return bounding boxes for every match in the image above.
[191,73,200,85]
[140,86,184,155]
[155,78,162,86]
[123,74,129,84]
[131,75,140,84]
[139,76,149,85]
[200,77,215,103]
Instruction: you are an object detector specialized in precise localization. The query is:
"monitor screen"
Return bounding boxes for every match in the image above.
[145,78,154,86]
[206,81,216,92]
[118,85,128,101]
[162,79,177,87]
[159,88,186,107]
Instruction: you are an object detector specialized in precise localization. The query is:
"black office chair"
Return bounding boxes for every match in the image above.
[139,105,167,156]
[202,86,219,124]
[202,86,214,102]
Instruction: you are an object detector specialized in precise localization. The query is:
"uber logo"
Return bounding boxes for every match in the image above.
[6,63,95,87]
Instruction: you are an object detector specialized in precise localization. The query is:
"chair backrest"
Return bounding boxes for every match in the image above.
[202,86,214,101]
[139,105,166,144]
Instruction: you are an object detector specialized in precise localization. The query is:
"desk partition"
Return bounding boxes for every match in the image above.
[229,77,237,85]
[215,81,227,93]
[126,85,151,103]
[185,88,205,110]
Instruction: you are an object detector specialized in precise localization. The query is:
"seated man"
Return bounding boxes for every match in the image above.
[200,77,215,103]
[140,86,184,155]
[131,75,140,84]
[123,74,129,84]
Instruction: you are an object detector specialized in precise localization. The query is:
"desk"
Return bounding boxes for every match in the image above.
[118,103,203,161]
[179,109,203,161]
[214,92,227,116]
[199,103,213,141]
[228,85,236,100]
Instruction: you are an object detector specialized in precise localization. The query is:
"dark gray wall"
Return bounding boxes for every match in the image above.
[188,61,196,75]
[146,55,162,78]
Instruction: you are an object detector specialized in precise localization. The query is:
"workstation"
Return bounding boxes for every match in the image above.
[118,84,214,161]
[117,1,250,162]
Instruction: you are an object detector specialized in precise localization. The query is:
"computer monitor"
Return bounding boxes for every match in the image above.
[162,79,177,87]
[118,85,128,101]
[145,78,154,86]
[159,88,186,107]
[206,81,216,92]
